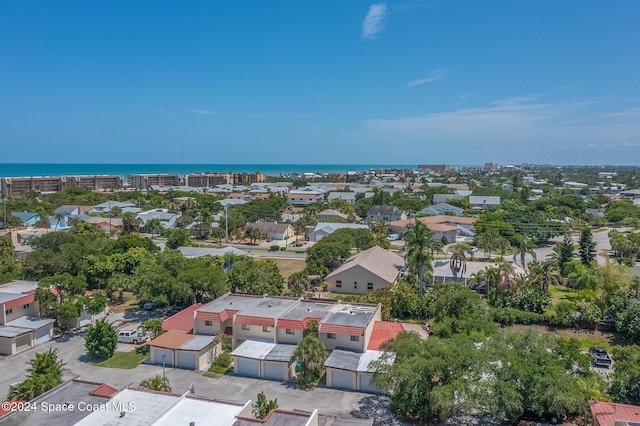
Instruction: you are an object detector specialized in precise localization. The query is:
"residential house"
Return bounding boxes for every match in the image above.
[432,194,463,204]
[308,223,369,243]
[324,246,405,295]
[419,203,463,217]
[10,212,40,227]
[366,206,407,222]
[137,209,179,231]
[245,222,294,241]
[468,196,501,210]
[585,208,606,218]
[88,201,140,215]
[287,193,324,206]
[86,217,123,232]
[317,209,349,222]
[327,192,357,205]
[619,189,640,199]
[386,215,476,242]
[48,205,90,230]
[589,400,640,426]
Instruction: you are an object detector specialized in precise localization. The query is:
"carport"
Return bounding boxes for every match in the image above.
[324,349,395,393]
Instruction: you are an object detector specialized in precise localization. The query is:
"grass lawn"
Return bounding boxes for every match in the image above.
[548,286,582,305]
[505,324,616,352]
[266,257,306,281]
[92,349,149,369]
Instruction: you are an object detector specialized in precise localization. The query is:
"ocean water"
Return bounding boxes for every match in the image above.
[0,163,416,178]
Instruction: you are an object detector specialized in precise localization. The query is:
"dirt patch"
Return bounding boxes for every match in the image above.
[265,257,306,280]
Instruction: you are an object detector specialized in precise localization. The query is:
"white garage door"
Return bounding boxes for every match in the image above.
[331,370,355,390]
[35,326,51,345]
[263,362,284,381]
[359,373,379,393]
[177,351,196,370]
[237,358,260,377]
[154,348,174,366]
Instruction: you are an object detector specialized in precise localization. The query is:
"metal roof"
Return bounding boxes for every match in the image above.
[178,334,215,351]
[0,326,32,338]
[5,316,54,330]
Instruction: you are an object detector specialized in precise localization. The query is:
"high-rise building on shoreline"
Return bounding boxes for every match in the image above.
[1,175,123,197]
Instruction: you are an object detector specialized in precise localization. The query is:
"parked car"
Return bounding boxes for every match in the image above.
[386,234,401,241]
[589,347,613,367]
[518,407,566,424]
[117,330,149,344]
[143,302,155,310]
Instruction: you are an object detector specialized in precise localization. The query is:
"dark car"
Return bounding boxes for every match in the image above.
[589,347,613,367]
[518,407,566,424]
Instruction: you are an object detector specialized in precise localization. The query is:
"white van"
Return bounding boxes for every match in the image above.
[117,330,149,344]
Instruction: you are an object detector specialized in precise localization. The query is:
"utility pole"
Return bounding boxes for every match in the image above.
[635,276,639,300]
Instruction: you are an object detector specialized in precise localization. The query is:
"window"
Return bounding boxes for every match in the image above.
[367,283,374,290]
[263,326,271,332]
[205,320,213,326]
[285,329,295,335]
[327,333,336,339]
[336,280,342,288]
[5,309,12,315]
[350,335,360,342]
[354,281,358,289]
[241,324,250,331]
[23,303,30,309]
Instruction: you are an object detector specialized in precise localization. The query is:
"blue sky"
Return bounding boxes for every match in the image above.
[1,1,639,165]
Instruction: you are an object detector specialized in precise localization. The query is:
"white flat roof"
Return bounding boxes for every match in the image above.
[0,280,38,294]
[152,396,245,426]
[179,335,214,351]
[0,326,32,338]
[231,339,275,360]
[6,316,55,330]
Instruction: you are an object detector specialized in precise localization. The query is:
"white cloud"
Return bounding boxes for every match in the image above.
[359,97,640,163]
[362,4,387,40]
[407,68,449,87]
[190,109,215,115]
[148,106,175,119]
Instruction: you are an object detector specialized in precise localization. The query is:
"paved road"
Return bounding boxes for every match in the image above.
[0,329,380,419]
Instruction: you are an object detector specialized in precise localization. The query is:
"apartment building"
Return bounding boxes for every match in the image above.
[127,174,182,189]
[1,175,122,197]
[184,172,234,187]
[235,172,267,184]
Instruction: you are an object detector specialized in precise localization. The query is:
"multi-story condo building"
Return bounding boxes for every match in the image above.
[127,174,182,189]
[1,175,123,197]
[184,172,234,187]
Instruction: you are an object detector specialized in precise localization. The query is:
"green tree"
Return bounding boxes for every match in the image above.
[142,318,164,339]
[177,258,229,302]
[166,228,190,249]
[287,270,309,297]
[228,259,284,295]
[245,226,265,244]
[8,349,65,401]
[578,228,596,266]
[122,212,143,234]
[139,375,171,392]
[85,319,118,361]
[252,391,279,419]
[404,221,435,294]
[145,218,163,238]
[291,333,328,388]
[610,345,640,405]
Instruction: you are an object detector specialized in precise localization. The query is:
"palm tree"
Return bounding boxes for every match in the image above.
[404,221,436,294]
[528,260,562,291]
[252,391,279,420]
[291,335,328,388]
[146,218,163,238]
[139,375,171,392]
[496,261,519,294]
[513,236,537,270]
[447,243,468,283]
[53,213,64,231]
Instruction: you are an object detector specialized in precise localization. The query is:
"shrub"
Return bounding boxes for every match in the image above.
[269,245,280,252]
[214,351,232,368]
[491,307,548,326]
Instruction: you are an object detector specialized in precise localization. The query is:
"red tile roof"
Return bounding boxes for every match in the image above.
[590,401,640,426]
[367,321,405,350]
[162,303,203,331]
[89,383,118,398]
